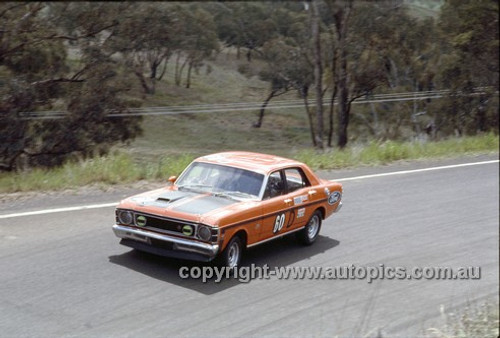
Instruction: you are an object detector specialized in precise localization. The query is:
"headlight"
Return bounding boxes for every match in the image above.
[117,210,134,225]
[197,225,212,241]
[182,225,194,236]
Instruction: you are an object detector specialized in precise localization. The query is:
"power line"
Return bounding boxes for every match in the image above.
[18,88,496,120]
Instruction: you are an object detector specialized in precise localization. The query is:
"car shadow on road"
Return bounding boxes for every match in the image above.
[108,235,340,295]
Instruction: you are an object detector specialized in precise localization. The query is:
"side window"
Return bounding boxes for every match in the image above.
[284,168,310,193]
[263,171,285,199]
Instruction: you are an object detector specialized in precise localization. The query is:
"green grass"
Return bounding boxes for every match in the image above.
[295,133,499,170]
[1,133,497,194]
[0,152,194,193]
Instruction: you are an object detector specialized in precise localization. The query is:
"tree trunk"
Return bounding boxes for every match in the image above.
[327,87,337,147]
[254,89,278,128]
[150,61,157,80]
[311,0,324,149]
[175,53,188,87]
[335,3,352,149]
[159,57,169,81]
[476,95,487,132]
[186,61,193,89]
[134,69,153,95]
[175,53,182,86]
[327,25,338,148]
[300,86,317,147]
[178,59,188,87]
[337,65,349,148]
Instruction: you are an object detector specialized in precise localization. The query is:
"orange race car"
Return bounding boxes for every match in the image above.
[113,151,342,267]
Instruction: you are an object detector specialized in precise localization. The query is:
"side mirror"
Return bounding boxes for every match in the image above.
[168,176,177,184]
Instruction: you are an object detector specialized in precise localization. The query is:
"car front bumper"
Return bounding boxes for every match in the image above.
[334,201,342,213]
[112,224,219,262]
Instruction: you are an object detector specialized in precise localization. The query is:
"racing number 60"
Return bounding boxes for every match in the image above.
[273,213,286,234]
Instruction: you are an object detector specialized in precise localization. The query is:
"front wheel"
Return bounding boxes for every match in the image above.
[297,210,322,245]
[217,235,243,268]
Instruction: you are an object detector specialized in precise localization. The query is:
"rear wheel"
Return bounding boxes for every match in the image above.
[297,210,322,245]
[217,235,243,268]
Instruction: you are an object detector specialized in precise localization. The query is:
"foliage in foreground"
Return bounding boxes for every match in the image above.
[0,133,497,194]
[426,301,499,338]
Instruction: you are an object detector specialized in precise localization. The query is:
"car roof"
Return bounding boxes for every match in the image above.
[195,151,304,174]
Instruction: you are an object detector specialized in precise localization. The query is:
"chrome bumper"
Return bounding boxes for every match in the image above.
[112,224,219,262]
[334,201,343,213]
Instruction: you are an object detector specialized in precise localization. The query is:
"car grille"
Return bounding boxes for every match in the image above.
[116,209,218,243]
[136,213,185,233]
[132,212,192,234]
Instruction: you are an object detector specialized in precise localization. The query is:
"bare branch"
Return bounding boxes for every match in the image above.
[0,3,28,19]
[31,78,85,87]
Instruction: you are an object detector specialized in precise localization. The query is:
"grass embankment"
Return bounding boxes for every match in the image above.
[0,133,497,194]
[296,132,499,169]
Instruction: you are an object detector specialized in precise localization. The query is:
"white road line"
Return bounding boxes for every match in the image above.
[0,159,498,219]
[0,202,118,219]
[333,159,499,182]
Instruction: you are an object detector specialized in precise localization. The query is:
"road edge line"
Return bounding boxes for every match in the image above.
[1,159,498,219]
[333,159,499,182]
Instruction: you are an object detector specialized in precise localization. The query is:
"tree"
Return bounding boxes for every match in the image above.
[254,38,294,128]
[436,0,499,135]
[211,2,276,61]
[325,0,354,148]
[0,2,141,171]
[322,0,431,147]
[180,6,219,89]
[112,3,176,95]
[256,13,318,147]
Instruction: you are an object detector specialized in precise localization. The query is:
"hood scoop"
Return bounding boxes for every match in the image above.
[155,191,192,205]
[132,190,193,207]
[157,196,184,204]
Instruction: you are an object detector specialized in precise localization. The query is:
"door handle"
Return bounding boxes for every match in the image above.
[284,198,292,204]
[308,190,317,196]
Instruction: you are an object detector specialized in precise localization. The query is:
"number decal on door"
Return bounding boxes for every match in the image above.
[273,213,286,234]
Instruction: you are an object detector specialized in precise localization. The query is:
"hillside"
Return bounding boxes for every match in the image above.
[122,0,446,162]
[122,49,314,162]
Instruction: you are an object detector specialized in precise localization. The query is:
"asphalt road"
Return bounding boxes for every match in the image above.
[0,156,498,337]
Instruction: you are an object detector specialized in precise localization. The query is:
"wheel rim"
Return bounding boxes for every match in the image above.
[227,241,240,268]
[307,215,320,240]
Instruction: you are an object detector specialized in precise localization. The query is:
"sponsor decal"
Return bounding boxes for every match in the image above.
[297,208,306,218]
[328,191,341,205]
[136,215,147,227]
[293,195,308,205]
[182,225,194,236]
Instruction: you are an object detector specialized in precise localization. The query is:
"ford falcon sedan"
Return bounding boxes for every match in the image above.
[113,151,342,268]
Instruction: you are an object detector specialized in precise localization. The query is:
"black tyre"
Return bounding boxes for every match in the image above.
[297,210,322,245]
[217,235,243,268]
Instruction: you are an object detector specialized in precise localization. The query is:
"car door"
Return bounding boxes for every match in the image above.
[259,170,294,241]
[282,167,316,230]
